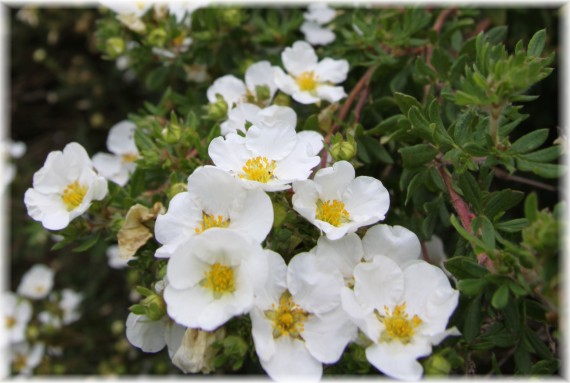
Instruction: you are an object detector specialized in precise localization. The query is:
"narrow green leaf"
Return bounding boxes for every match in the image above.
[491,284,509,309]
[399,144,439,168]
[445,255,489,279]
[484,189,524,218]
[458,279,488,296]
[463,295,483,343]
[458,172,482,211]
[72,233,101,253]
[514,343,532,374]
[524,192,539,222]
[510,129,549,153]
[393,92,423,116]
[494,218,529,233]
[405,170,428,205]
[519,146,561,163]
[527,29,546,57]
[524,328,553,359]
[531,360,559,375]
[517,159,564,178]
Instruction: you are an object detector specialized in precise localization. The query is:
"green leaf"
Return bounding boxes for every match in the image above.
[146,66,170,91]
[491,284,509,309]
[524,192,539,222]
[510,129,549,153]
[405,170,428,205]
[517,159,564,178]
[495,218,529,233]
[519,146,561,163]
[524,328,553,359]
[458,279,488,296]
[72,232,101,253]
[531,360,559,375]
[445,255,489,279]
[484,189,524,218]
[302,114,319,131]
[449,215,491,252]
[527,29,546,57]
[514,343,532,374]
[458,172,482,211]
[463,295,483,343]
[399,144,438,168]
[134,128,156,151]
[393,92,422,116]
[475,216,496,249]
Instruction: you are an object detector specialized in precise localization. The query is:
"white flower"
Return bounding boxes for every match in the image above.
[152,37,193,59]
[362,224,422,265]
[341,256,460,380]
[10,342,45,375]
[4,292,32,345]
[209,118,322,192]
[106,245,129,269]
[154,165,274,258]
[92,120,139,186]
[125,313,185,355]
[59,289,83,325]
[304,3,336,24]
[207,61,279,111]
[38,311,62,329]
[164,229,268,331]
[100,0,152,33]
[300,22,336,46]
[17,264,54,300]
[24,142,108,230]
[168,0,207,24]
[292,161,390,240]
[250,250,356,381]
[274,41,348,104]
[312,233,364,286]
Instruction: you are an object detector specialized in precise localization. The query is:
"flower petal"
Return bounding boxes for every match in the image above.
[353,255,404,311]
[301,21,336,45]
[315,233,363,279]
[315,84,346,103]
[245,61,278,100]
[281,41,318,76]
[228,188,274,243]
[362,224,421,264]
[206,75,246,109]
[246,123,297,161]
[125,313,166,353]
[343,176,390,223]
[313,160,355,201]
[208,134,251,173]
[154,192,202,246]
[365,340,431,380]
[315,58,349,84]
[296,130,324,156]
[106,120,138,155]
[259,336,322,382]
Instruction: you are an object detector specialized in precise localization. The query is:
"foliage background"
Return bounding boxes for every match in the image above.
[5,4,564,377]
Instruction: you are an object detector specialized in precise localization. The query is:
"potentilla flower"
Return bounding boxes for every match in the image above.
[292,161,390,240]
[92,120,139,186]
[304,3,336,24]
[250,250,356,381]
[17,264,54,300]
[164,229,268,331]
[362,224,422,266]
[59,289,83,325]
[209,122,322,192]
[99,0,152,33]
[301,3,337,46]
[207,61,279,112]
[154,165,273,258]
[11,342,45,376]
[274,41,348,104]
[4,292,32,345]
[220,104,296,137]
[24,142,108,231]
[341,256,460,380]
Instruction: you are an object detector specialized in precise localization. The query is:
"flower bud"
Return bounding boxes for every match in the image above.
[423,354,451,376]
[273,93,291,107]
[105,37,125,58]
[522,211,559,258]
[161,123,182,144]
[255,85,271,102]
[141,293,166,321]
[167,182,187,200]
[147,28,168,47]
[330,134,357,162]
[220,8,243,27]
[206,95,228,120]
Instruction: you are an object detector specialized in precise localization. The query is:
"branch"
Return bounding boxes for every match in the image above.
[493,167,557,192]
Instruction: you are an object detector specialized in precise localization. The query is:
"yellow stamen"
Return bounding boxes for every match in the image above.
[201,263,235,298]
[316,199,350,227]
[172,34,186,47]
[195,212,230,234]
[12,354,27,371]
[296,71,317,91]
[61,181,88,211]
[122,153,139,163]
[6,316,16,329]
[265,292,308,339]
[376,303,423,344]
[239,156,276,183]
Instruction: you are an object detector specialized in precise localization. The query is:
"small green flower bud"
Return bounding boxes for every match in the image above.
[273,93,291,107]
[161,123,182,145]
[331,135,357,162]
[221,8,243,27]
[147,28,168,47]
[105,37,125,58]
[522,210,559,258]
[255,85,271,102]
[206,95,228,120]
[167,182,187,200]
[423,354,452,376]
[142,293,166,321]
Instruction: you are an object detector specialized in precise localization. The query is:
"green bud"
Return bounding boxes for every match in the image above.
[220,8,243,28]
[423,354,452,376]
[147,28,168,47]
[255,85,271,102]
[142,293,166,321]
[161,123,182,144]
[273,93,291,107]
[105,37,126,58]
[26,325,40,341]
[522,210,560,258]
[206,95,228,120]
[330,135,357,161]
[167,182,188,200]
[111,319,125,335]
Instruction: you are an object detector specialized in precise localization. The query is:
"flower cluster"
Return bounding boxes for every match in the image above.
[4,264,83,376]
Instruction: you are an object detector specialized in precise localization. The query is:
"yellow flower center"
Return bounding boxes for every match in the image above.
[195,212,230,234]
[316,199,350,227]
[296,71,317,91]
[240,156,276,183]
[265,292,308,339]
[12,354,27,371]
[122,153,139,163]
[6,316,16,329]
[61,181,88,211]
[376,303,423,344]
[201,263,235,298]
